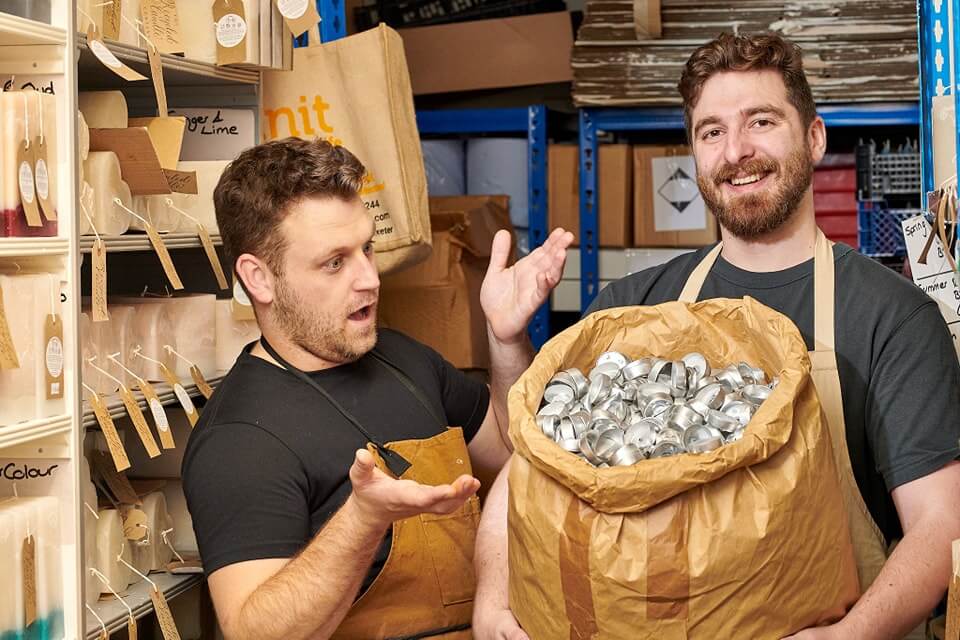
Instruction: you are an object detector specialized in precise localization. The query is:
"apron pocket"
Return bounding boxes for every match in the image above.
[420,496,481,606]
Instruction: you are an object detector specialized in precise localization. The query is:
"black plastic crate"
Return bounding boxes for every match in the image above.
[356,0,565,30]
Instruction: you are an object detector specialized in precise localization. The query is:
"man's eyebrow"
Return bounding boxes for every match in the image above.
[742,104,787,119]
[693,115,723,136]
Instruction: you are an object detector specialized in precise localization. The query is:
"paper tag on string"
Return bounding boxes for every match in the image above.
[158,363,198,426]
[145,222,184,290]
[0,287,20,370]
[198,223,228,289]
[90,391,131,471]
[150,587,183,640]
[33,137,56,221]
[119,387,162,458]
[44,314,64,399]
[128,615,139,640]
[147,45,169,116]
[213,0,247,66]
[92,238,110,322]
[190,365,214,399]
[17,140,42,227]
[275,0,320,37]
[231,280,255,320]
[140,0,184,54]
[92,450,141,505]
[23,535,37,626]
[87,25,149,81]
[140,381,176,449]
[101,0,122,40]
[121,507,149,540]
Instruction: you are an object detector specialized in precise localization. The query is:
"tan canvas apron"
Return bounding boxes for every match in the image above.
[677,229,888,593]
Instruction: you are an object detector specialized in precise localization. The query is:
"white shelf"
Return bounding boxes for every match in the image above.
[0,11,67,46]
[85,572,203,639]
[0,414,72,450]
[0,237,70,258]
[79,232,222,253]
[77,34,259,88]
[82,375,225,429]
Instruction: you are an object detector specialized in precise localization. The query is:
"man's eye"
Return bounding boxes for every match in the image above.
[326,257,343,271]
[363,242,374,255]
[752,118,773,128]
[703,129,721,140]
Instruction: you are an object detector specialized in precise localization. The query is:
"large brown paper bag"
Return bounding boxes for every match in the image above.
[261,25,431,275]
[508,298,859,638]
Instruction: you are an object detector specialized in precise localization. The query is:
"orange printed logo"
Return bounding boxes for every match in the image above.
[361,172,385,195]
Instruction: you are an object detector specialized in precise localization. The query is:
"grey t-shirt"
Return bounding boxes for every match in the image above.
[587,243,960,542]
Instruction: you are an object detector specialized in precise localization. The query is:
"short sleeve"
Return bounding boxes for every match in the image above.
[865,302,960,491]
[182,422,311,576]
[425,348,490,443]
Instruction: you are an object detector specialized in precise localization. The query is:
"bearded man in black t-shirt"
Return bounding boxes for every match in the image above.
[181,137,573,640]
[473,33,960,640]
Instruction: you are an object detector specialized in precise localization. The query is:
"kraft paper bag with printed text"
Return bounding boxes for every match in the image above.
[261,25,431,275]
[508,298,859,638]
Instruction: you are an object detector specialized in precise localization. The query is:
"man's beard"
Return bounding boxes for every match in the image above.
[697,144,814,240]
[272,275,377,365]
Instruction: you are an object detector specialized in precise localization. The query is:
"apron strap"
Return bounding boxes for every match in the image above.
[678,229,836,350]
[678,243,723,303]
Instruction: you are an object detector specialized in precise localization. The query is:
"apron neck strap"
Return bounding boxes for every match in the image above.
[678,229,835,350]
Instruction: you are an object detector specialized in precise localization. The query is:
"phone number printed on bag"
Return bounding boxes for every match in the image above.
[366,199,394,238]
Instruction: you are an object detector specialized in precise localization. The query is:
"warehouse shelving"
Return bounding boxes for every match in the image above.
[79,232,222,253]
[416,106,551,349]
[81,375,224,430]
[0,237,71,257]
[85,573,204,639]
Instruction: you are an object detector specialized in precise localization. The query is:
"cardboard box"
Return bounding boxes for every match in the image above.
[548,144,633,247]
[378,196,513,369]
[633,145,718,247]
[398,12,573,95]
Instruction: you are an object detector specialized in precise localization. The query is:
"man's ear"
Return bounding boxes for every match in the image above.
[809,116,827,165]
[235,254,275,306]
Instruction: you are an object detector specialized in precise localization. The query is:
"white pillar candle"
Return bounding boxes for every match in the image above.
[116,0,144,47]
[161,480,197,556]
[78,92,128,130]
[119,300,177,382]
[215,299,260,372]
[167,295,216,378]
[84,152,132,236]
[130,195,182,233]
[0,91,56,237]
[81,301,120,396]
[132,492,174,573]
[172,161,230,232]
[108,304,137,388]
[95,508,133,593]
[22,496,63,636]
[32,274,65,421]
[80,457,101,608]
[0,502,20,636]
[175,0,262,65]
[0,274,43,425]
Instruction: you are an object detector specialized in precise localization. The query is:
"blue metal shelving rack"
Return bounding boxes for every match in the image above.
[416,107,551,350]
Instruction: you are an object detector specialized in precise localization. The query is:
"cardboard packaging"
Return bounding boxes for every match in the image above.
[633,145,718,247]
[548,144,633,247]
[398,12,573,95]
[378,196,513,369]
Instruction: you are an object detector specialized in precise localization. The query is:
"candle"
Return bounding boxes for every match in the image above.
[32,273,65,423]
[24,496,64,640]
[95,508,133,593]
[130,195,182,233]
[170,161,230,232]
[166,295,216,379]
[0,502,20,637]
[84,152,132,236]
[109,304,137,388]
[215,299,260,372]
[80,457,100,608]
[77,92,128,130]
[120,300,176,382]
[0,274,43,425]
[161,481,198,557]
[132,492,174,573]
[80,301,120,396]
[0,91,57,237]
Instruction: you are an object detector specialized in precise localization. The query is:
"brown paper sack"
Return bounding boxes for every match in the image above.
[507,298,859,638]
[260,25,431,275]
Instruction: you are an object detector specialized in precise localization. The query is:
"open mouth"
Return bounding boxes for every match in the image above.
[348,304,374,322]
[724,171,773,191]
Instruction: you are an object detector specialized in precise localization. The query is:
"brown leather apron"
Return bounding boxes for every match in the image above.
[677,229,888,593]
[259,339,478,639]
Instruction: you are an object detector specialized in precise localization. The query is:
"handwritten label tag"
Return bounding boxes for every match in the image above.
[902,213,960,359]
[163,169,197,195]
[141,0,184,54]
[158,363,199,426]
[147,45,169,116]
[92,238,109,322]
[213,0,247,66]
[90,391,131,472]
[140,381,175,449]
[169,108,254,162]
[33,137,56,221]
[102,0,122,40]
[129,615,139,640]
[121,507,149,540]
[276,0,320,37]
[23,536,37,626]
[198,223,228,289]
[0,287,21,370]
[44,314,64,399]
[91,450,141,505]
[87,25,149,81]
[145,222,184,290]
[119,386,162,458]
[190,365,214,399]
[150,587,183,640]
[17,140,43,227]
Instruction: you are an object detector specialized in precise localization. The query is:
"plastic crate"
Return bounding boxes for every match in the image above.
[855,143,921,199]
[857,204,920,256]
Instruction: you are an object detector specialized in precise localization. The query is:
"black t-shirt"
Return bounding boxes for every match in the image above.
[587,243,960,542]
[181,329,490,589]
